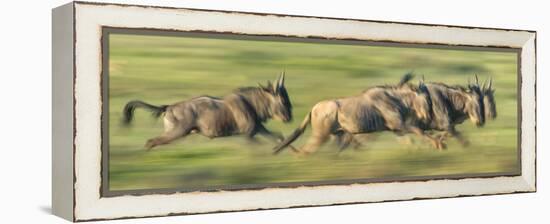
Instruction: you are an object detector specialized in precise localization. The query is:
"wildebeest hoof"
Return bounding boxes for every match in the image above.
[432,140,446,151]
[439,142,447,150]
[145,139,156,150]
[437,134,448,142]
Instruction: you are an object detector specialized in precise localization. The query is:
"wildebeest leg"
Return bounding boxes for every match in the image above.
[436,132,451,143]
[335,131,354,152]
[254,125,282,141]
[255,125,299,153]
[145,127,191,150]
[446,126,470,147]
[297,101,338,155]
[351,137,363,149]
[406,126,446,150]
[351,133,377,150]
[145,115,193,150]
[300,133,329,155]
[300,121,333,155]
[396,135,416,146]
[381,112,440,149]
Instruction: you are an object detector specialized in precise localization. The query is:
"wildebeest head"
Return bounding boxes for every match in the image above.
[259,72,293,122]
[411,76,433,122]
[482,77,497,120]
[465,75,486,127]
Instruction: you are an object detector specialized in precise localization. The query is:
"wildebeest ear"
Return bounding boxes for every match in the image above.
[467,76,476,89]
[272,83,278,94]
[265,81,275,93]
[487,77,493,90]
[267,80,278,94]
[466,82,474,92]
[258,82,267,90]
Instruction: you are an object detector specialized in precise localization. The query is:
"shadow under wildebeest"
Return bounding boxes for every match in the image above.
[122,72,295,151]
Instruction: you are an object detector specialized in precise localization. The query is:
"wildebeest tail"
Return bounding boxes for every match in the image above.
[122,100,168,125]
[398,72,415,86]
[273,112,311,154]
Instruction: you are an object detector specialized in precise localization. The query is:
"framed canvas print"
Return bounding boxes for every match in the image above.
[52,1,537,222]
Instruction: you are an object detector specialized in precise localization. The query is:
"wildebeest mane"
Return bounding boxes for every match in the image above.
[367,91,405,131]
[371,82,420,91]
[423,83,473,129]
[429,82,482,96]
[367,72,419,92]
[430,82,464,90]
[232,87,273,122]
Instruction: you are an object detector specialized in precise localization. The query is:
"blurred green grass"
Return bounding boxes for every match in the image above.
[108,34,519,191]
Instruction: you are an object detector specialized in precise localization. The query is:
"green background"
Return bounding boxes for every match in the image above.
[108,33,519,191]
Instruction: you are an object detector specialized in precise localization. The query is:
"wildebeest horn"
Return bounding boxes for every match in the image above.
[474,74,479,86]
[278,70,285,88]
[488,76,493,90]
[418,75,425,87]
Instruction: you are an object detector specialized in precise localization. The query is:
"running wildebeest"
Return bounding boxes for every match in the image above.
[122,72,293,150]
[273,73,445,155]
[415,75,486,147]
[346,75,491,150]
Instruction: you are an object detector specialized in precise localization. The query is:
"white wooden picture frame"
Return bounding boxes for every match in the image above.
[52,1,536,222]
